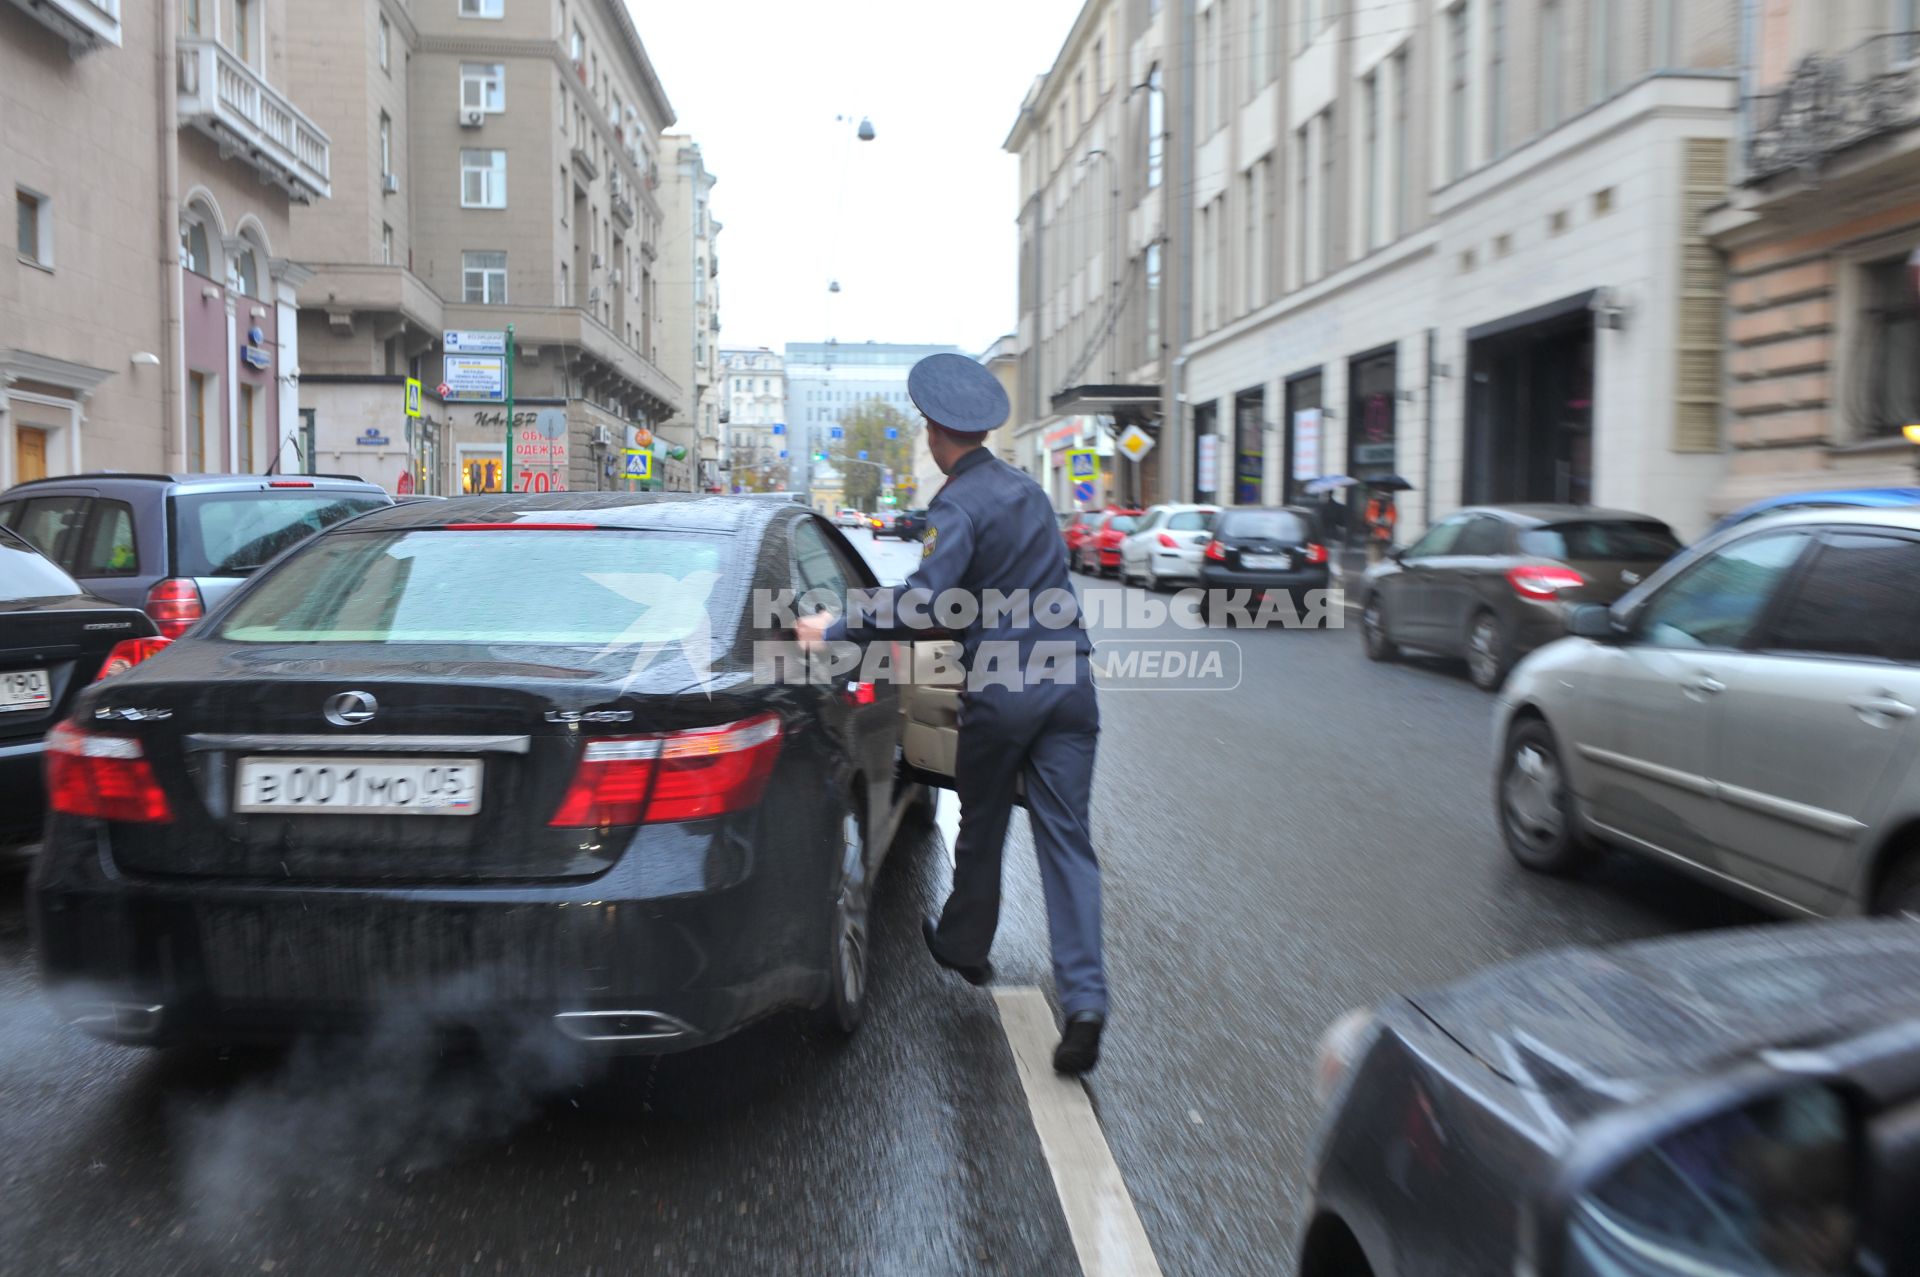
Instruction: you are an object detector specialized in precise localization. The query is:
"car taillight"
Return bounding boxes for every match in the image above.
[45,723,174,823]
[1304,543,1329,565]
[1507,565,1586,601]
[143,578,204,640]
[1205,539,1227,562]
[93,636,172,682]
[549,713,783,828]
[1157,532,1179,548]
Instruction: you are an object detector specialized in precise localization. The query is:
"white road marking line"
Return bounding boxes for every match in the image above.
[993,987,1164,1277]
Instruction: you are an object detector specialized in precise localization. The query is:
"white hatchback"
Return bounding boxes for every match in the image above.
[1119,504,1220,590]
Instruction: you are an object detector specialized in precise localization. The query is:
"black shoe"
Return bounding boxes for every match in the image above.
[1053,1012,1105,1075]
[922,916,993,986]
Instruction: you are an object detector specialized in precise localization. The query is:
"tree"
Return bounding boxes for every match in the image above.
[828,398,917,510]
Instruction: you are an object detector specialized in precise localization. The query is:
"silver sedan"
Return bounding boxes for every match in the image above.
[1494,506,1920,919]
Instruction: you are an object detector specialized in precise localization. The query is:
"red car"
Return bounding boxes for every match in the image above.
[1061,510,1096,559]
[1076,509,1144,577]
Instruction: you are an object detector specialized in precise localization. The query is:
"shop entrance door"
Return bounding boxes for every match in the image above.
[1466,312,1595,507]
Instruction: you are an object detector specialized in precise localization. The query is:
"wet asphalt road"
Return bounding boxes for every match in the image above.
[0,529,1769,1277]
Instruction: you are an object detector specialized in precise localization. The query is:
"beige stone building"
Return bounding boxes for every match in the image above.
[1707,1,1920,510]
[286,0,682,495]
[719,346,785,492]
[655,136,721,491]
[3,0,329,487]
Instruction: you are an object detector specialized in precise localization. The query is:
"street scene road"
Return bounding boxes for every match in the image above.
[0,530,1765,1277]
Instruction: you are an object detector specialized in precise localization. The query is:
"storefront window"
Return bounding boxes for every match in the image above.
[1859,254,1920,439]
[462,451,505,493]
[1347,348,1398,483]
[1284,372,1324,509]
[1234,387,1265,505]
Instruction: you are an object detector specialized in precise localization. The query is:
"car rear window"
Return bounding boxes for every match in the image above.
[1107,516,1138,533]
[1520,521,1682,561]
[172,490,390,577]
[0,528,83,601]
[1218,511,1309,541]
[1167,511,1213,531]
[217,529,729,645]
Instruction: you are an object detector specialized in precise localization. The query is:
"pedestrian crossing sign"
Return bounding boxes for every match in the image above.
[1066,449,1099,482]
[622,450,652,480]
[404,378,422,418]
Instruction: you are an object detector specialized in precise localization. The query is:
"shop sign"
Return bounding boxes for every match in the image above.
[1197,435,1220,494]
[1292,410,1322,482]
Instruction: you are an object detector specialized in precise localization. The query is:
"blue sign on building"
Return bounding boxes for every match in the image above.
[772,423,785,435]
[830,426,844,439]
[885,428,898,440]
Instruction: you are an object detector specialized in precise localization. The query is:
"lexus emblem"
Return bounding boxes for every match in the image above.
[324,690,379,727]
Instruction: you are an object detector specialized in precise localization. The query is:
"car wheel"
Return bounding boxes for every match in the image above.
[1361,596,1398,662]
[1466,611,1512,691]
[1499,719,1595,876]
[816,806,871,1036]
[1873,850,1920,918]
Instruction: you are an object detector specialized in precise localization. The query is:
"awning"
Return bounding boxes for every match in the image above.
[1049,384,1162,419]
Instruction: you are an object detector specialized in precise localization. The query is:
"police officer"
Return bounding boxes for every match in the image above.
[794,353,1107,1074]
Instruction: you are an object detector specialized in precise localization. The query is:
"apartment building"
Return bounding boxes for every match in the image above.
[655,136,720,492]
[1005,0,1172,509]
[3,0,329,487]
[719,346,786,492]
[1707,1,1920,510]
[286,0,682,495]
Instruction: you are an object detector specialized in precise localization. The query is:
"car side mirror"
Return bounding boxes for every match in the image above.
[1570,604,1625,642]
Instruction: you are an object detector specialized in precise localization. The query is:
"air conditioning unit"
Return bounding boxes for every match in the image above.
[591,252,604,269]
[460,109,484,129]
[591,425,614,447]
[382,173,399,194]
[588,287,601,303]
[609,268,622,285]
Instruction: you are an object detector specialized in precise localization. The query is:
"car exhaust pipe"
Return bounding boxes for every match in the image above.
[66,1001,166,1042]
[552,1010,694,1043]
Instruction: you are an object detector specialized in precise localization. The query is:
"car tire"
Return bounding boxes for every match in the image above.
[1498,719,1595,876]
[1873,850,1920,918]
[1361,596,1398,662]
[816,805,871,1036]
[1466,610,1512,692]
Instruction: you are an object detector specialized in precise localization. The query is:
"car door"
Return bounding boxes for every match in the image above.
[1430,515,1511,653]
[1710,530,1920,914]
[1387,515,1469,644]
[1578,528,1813,874]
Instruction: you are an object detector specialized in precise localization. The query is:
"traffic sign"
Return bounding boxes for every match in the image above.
[534,408,567,439]
[443,354,506,402]
[885,428,898,440]
[623,450,653,480]
[1066,448,1099,482]
[858,450,868,461]
[1074,480,1096,502]
[830,426,844,439]
[444,329,507,354]
[1116,425,1155,462]
[436,381,452,399]
[404,378,422,418]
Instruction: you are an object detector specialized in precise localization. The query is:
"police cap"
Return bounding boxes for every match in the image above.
[908,353,1009,435]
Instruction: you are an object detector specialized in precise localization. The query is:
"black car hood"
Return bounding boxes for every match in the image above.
[1407,920,1920,1099]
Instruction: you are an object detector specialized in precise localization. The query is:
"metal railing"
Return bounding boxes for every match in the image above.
[176,38,330,201]
[1747,32,1920,181]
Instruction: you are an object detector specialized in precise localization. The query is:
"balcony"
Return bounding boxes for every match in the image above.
[6,0,120,53]
[177,38,330,202]
[611,190,635,229]
[1747,33,1920,182]
[570,145,599,183]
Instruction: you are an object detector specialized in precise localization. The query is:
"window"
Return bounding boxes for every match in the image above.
[14,497,90,565]
[461,62,506,112]
[381,223,393,265]
[1392,48,1409,238]
[1591,0,1620,101]
[16,188,49,269]
[1248,1,1268,96]
[1488,0,1507,155]
[1519,520,1681,561]
[379,112,393,178]
[1244,167,1262,312]
[1652,0,1680,68]
[1094,36,1106,94]
[238,384,256,473]
[1636,531,1807,650]
[184,0,201,35]
[1540,0,1565,129]
[1448,4,1470,180]
[187,371,208,472]
[463,250,507,304]
[229,243,258,298]
[1858,255,1920,438]
[1200,7,1215,134]
[1760,534,1920,661]
[1454,517,1509,557]
[1167,511,1211,532]
[1216,0,1232,128]
[1361,72,1379,253]
[231,0,252,65]
[1318,108,1336,274]
[1405,515,1468,560]
[378,14,391,71]
[792,520,854,616]
[1145,66,1164,189]
[77,501,138,577]
[460,0,504,18]
[461,149,507,208]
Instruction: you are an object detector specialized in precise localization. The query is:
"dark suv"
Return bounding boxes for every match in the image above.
[0,474,391,639]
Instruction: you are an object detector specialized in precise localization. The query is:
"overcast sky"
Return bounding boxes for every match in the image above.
[627,0,1085,356]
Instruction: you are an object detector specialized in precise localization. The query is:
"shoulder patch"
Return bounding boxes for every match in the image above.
[921,524,937,558]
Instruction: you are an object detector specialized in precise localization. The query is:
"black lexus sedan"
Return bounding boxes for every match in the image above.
[1,527,162,857]
[31,494,930,1051]
[1300,920,1920,1277]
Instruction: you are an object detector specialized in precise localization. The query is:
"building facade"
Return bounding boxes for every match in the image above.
[1009,0,1747,542]
[1708,2,1920,510]
[785,340,959,511]
[3,0,329,488]
[286,0,683,495]
[719,346,786,491]
[655,136,721,492]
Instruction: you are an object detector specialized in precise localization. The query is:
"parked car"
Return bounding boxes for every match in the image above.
[876,508,928,541]
[0,473,392,640]
[32,494,933,1051]
[0,527,164,855]
[1062,510,1097,560]
[1119,504,1220,590]
[1195,506,1330,622]
[1495,505,1920,919]
[1075,509,1143,576]
[1360,505,1684,690]
[1301,918,1920,1277]
[1710,485,1920,537]
[835,508,866,529]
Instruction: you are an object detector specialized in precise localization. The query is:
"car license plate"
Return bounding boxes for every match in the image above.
[1243,554,1292,570]
[0,669,51,714]
[234,756,483,816]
